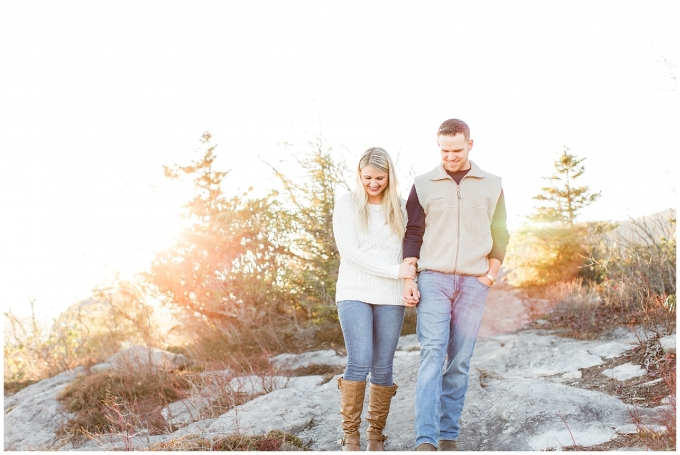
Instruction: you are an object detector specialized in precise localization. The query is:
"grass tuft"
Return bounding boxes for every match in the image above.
[56,365,192,443]
[145,430,309,451]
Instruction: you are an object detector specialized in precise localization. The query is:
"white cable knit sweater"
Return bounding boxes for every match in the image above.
[333,193,407,306]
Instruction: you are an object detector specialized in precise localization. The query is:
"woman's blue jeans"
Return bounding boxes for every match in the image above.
[414,271,490,446]
[337,300,405,386]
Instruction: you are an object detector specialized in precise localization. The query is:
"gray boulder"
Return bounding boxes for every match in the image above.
[4,367,85,450]
[162,394,215,427]
[659,334,676,355]
[160,374,324,428]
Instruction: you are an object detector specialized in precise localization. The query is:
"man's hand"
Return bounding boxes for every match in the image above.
[476,275,493,287]
[476,258,501,288]
[402,279,420,308]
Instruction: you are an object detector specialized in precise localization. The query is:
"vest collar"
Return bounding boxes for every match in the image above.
[430,160,485,181]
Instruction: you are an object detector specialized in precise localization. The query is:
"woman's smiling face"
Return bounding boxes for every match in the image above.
[360,165,389,203]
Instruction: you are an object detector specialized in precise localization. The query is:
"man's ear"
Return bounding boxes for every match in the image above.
[468,139,474,151]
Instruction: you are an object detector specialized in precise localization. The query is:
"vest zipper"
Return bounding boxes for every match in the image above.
[453,183,462,273]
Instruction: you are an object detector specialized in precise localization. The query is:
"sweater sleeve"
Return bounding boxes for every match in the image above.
[403,184,425,259]
[333,195,401,279]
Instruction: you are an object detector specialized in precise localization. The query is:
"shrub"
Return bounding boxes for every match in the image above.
[538,279,657,339]
[532,211,676,339]
[505,222,613,288]
[593,212,676,311]
[57,366,192,442]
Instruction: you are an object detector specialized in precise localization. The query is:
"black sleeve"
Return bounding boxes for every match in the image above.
[488,189,510,263]
[403,184,425,259]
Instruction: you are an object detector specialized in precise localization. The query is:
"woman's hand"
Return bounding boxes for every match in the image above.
[398,263,416,279]
[402,280,420,307]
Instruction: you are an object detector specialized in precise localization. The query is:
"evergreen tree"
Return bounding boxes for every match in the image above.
[263,138,350,322]
[148,132,294,332]
[531,147,601,226]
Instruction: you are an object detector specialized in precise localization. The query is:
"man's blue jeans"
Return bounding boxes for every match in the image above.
[337,300,405,386]
[415,272,490,445]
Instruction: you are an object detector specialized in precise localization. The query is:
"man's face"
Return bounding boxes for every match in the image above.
[438,133,473,172]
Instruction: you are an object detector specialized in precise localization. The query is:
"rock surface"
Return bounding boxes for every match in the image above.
[52,328,672,452]
[229,375,324,394]
[5,317,673,450]
[660,334,676,355]
[396,333,420,352]
[269,349,346,369]
[602,363,647,381]
[4,346,189,450]
[4,367,85,450]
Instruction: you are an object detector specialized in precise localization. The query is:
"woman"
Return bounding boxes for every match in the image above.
[332,147,415,451]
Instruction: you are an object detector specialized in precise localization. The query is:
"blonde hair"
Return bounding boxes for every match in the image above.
[350,147,405,237]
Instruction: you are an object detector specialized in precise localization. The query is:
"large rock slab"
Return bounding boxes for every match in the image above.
[229,375,324,394]
[4,367,85,450]
[472,329,638,378]
[461,370,633,450]
[269,349,345,370]
[161,395,214,427]
[88,329,650,451]
[159,374,325,428]
[17,329,658,451]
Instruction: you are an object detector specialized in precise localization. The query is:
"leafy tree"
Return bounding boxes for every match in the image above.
[146,132,351,351]
[531,147,600,226]
[263,138,350,322]
[147,132,295,337]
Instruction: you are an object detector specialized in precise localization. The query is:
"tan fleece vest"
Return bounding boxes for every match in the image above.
[414,161,502,275]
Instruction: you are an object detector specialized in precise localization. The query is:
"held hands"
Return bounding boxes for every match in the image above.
[402,279,420,308]
[398,263,417,279]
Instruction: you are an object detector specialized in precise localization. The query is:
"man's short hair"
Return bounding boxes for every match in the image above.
[437,119,470,142]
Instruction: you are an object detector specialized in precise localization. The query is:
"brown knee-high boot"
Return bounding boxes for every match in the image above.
[338,377,367,451]
[365,382,398,451]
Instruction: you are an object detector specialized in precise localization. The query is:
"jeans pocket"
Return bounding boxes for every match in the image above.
[474,276,491,289]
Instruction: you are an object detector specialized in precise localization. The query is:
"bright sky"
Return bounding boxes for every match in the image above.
[1,1,677,321]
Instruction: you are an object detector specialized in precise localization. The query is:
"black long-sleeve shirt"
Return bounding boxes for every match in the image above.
[403,168,510,263]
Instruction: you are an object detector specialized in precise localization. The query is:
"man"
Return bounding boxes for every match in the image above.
[402,119,510,451]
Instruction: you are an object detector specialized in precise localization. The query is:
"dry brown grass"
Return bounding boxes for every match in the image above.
[56,366,192,443]
[533,280,675,340]
[54,342,302,447]
[144,430,309,451]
